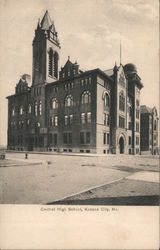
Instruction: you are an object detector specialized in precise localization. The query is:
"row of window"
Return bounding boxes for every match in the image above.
[64,82,74,90]
[49,112,92,127]
[12,102,42,116]
[61,69,77,78]
[49,132,91,145]
[11,91,110,116]
[81,77,92,86]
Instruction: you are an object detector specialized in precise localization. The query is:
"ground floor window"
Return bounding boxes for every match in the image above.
[86,132,91,144]
[80,132,91,144]
[63,132,72,144]
[136,148,139,154]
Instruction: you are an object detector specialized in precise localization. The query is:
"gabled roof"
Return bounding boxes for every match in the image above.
[40,10,55,31]
[63,59,74,69]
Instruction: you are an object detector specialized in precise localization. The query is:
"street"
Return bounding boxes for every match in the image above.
[0,152,159,204]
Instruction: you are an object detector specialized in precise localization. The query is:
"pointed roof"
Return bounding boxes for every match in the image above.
[63,58,74,68]
[40,10,54,30]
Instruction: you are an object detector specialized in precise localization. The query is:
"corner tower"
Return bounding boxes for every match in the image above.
[32,10,60,85]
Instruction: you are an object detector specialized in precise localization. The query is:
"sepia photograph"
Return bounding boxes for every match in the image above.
[0,0,159,249]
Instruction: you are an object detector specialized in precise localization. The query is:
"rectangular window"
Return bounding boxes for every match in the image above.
[136,99,139,107]
[80,132,85,144]
[81,113,85,124]
[107,114,110,126]
[50,117,54,127]
[54,116,58,126]
[86,132,90,144]
[103,132,106,145]
[104,113,107,125]
[63,133,67,144]
[154,121,157,130]
[128,122,132,130]
[65,115,68,126]
[69,114,73,125]
[119,116,125,128]
[136,109,139,119]
[68,133,72,144]
[136,136,139,145]
[136,122,139,132]
[87,112,91,123]
[128,136,131,145]
[107,133,109,145]
[49,134,52,144]
[54,134,57,145]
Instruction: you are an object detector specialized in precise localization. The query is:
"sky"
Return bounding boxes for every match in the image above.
[0,0,159,146]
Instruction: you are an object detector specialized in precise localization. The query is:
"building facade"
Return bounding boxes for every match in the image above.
[7,11,144,154]
[140,105,159,155]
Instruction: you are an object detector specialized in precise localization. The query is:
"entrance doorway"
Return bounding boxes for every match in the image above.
[119,137,124,154]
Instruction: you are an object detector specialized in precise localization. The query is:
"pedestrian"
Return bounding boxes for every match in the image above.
[25,153,28,159]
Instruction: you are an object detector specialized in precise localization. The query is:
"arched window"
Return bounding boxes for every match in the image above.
[48,49,58,78]
[34,102,38,116]
[119,91,125,111]
[19,105,24,115]
[81,91,91,104]
[65,95,73,107]
[48,49,53,76]
[39,101,42,115]
[104,93,109,107]
[28,104,31,114]
[51,98,58,109]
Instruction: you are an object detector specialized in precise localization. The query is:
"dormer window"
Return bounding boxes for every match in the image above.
[73,69,76,75]
[68,71,70,77]
[62,73,65,78]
